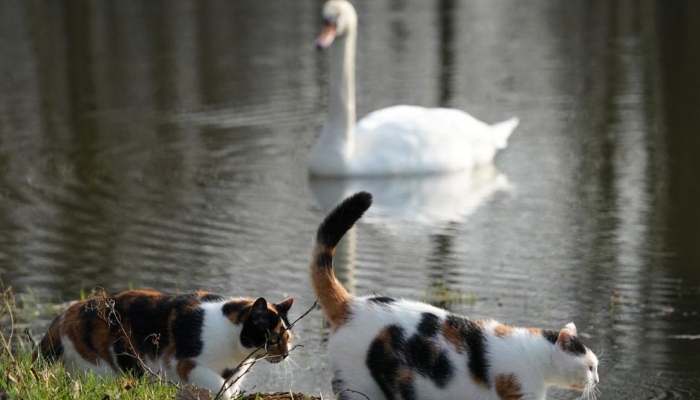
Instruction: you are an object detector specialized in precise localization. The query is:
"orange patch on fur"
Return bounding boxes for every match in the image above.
[62,302,98,363]
[92,317,118,371]
[36,314,64,361]
[266,329,292,361]
[114,290,162,309]
[312,265,352,330]
[494,324,515,337]
[470,372,489,389]
[176,359,197,381]
[225,299,254,325]
[397,366,414,386]
[527,327,542,335]
[495,373,522,400]
[442,321,466,354]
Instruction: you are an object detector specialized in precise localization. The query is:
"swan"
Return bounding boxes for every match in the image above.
[309,0,520,177]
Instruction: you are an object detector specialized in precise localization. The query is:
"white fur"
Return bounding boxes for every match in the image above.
[327,297,598,400]
[61,336,115,376]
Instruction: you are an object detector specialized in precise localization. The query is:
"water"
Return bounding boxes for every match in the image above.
[1,1,699,398]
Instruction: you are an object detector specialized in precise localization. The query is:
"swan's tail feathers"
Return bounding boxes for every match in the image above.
[490,117,520,149]
[311,192,372,328]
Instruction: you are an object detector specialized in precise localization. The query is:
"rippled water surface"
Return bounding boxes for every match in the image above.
[1,1,699,398]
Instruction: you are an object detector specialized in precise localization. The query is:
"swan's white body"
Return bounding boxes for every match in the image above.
[309,0,519,177]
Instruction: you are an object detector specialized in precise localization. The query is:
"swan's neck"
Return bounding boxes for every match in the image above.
[323,28,356,155]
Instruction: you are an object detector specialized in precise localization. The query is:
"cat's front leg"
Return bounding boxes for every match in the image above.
[177,360,237,399]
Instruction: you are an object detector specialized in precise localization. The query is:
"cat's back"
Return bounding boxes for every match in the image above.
[45,290,230,368]
[328,296,449,353]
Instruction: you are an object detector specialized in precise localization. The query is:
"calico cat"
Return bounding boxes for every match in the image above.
[311,192,600,400]
[35,289,293,398]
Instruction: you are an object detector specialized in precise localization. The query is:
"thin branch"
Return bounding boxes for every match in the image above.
[337,389,370,400]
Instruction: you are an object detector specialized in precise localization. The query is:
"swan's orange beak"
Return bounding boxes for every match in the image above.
[315,23,336,49]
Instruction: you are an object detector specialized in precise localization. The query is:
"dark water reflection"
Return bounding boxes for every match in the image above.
[0,0,699,398]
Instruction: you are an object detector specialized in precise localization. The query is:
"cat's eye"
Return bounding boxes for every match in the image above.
[588,366,593,372]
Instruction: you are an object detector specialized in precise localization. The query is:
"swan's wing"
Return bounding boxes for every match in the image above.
[352,106,494,174]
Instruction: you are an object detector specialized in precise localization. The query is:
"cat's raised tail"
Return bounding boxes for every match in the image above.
[311,191,372,329]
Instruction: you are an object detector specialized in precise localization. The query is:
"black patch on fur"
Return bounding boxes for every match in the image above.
[405,335,453,387]
[222,300,249,321]
[172,304,205,359]
[114,340,141,374]
[102,292,175,373]
[368,295,396,305]
[542,329,559,345]
[367,325,406,399]
[564,335,587,355]
[240,307,281,348]
[200,293,225,302]
[315,251,334,269]
[416,313,440,337]
[221,368,234,380]
[79,303,97,354]
[367,320,455,396]
[125,294,176,358]
[446,314,490,387]
[316,192,372,252]
[398,381,418,400]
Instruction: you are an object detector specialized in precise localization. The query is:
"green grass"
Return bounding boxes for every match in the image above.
[1,353,178,399]
[0,285,321,400]
[424,282,478,309]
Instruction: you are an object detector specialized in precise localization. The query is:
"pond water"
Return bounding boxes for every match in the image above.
[1,1,699,398]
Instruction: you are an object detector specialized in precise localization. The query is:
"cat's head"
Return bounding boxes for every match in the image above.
[239,297,294,363]
[551,323,599,392]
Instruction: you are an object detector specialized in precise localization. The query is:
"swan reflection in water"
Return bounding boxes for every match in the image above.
[309,163,511,299]
[309,163,510,225]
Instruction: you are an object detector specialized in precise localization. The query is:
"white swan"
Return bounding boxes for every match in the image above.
[309,0,520,177]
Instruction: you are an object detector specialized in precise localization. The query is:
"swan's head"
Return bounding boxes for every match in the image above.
[316,0,358,49]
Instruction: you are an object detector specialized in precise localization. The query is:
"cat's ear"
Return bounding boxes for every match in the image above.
[556,323,587,355]
[250,297,271,330]
[556,327,574,350]
[251,297,268,317]
[275,298,294,314]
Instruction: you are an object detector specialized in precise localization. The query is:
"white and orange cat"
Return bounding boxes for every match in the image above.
[36,290,294,398]
[311,192,600,400]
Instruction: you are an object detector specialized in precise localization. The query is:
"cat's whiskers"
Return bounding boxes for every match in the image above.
[285,354,302,373]
[580,381,599,400]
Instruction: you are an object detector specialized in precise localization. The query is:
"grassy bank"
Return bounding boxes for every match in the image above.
[0,286,320,400]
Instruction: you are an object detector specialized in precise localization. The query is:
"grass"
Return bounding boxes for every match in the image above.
[424,282,478,309]
[0,284,322,400]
